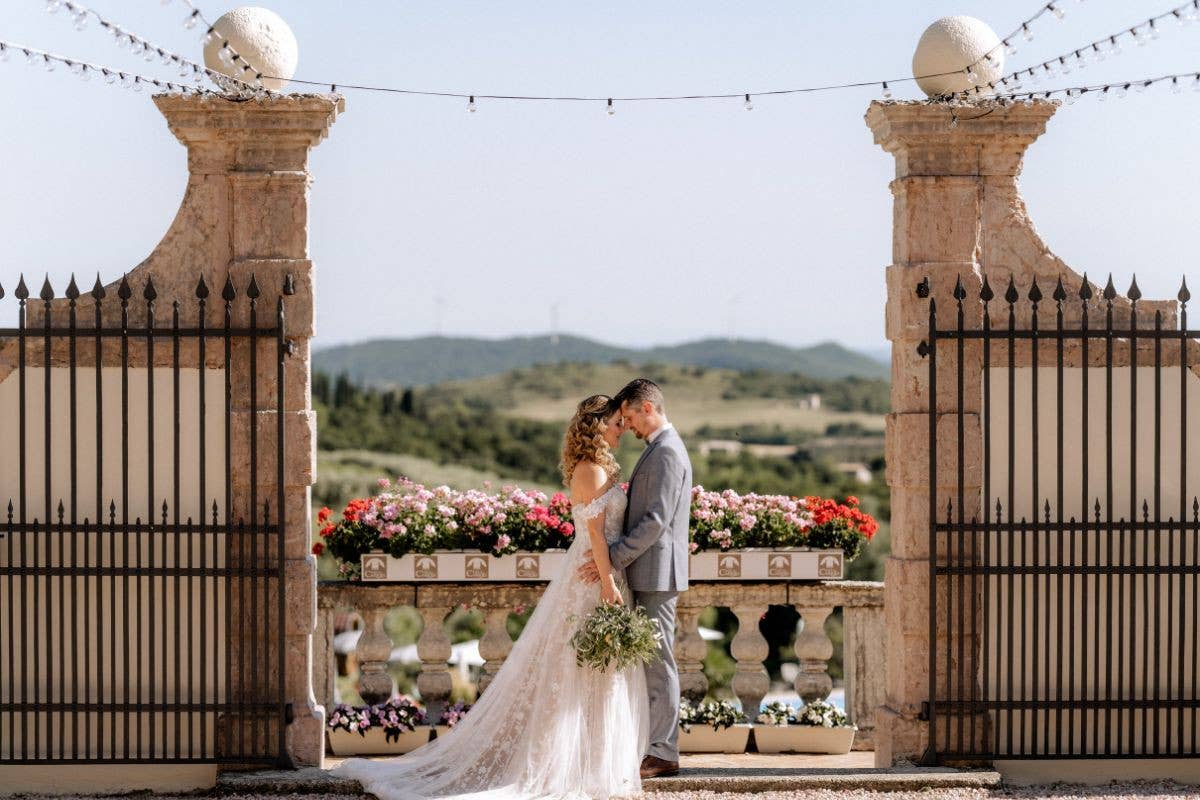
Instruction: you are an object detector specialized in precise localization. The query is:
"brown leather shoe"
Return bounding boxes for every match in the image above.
[639,754,680,779]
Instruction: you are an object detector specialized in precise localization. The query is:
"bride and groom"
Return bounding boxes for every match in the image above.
[332,378,694,800]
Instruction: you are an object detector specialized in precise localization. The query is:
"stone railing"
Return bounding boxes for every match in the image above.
[316,579,885,746]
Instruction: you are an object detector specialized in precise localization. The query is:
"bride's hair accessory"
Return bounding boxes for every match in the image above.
[559,393,620,486]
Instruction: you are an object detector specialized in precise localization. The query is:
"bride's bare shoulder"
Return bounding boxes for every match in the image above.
[569,461,609,504]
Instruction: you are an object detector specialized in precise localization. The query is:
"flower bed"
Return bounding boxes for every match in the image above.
[677,698,752,753]
[752,700,856,754]
[326,696,431,755]
[314,478,876,581]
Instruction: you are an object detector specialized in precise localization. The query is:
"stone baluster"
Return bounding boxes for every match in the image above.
[415,604,454,726]
[313,600,337,711]
[729,604,770,719]
[478,608,515,694]
[355,604,396,705]
[674,606,709,701]
[793,606,834,704]
[845,604,886,745]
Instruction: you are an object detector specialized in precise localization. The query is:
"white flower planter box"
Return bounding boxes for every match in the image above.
[327,726,431,755]
[678,723,752,753]
[688,547,843,580]
[752,724,856,754]
[360,547,844,582]
[360,549,571,582]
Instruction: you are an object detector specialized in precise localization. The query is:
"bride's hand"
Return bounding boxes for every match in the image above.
[600,575,624,606]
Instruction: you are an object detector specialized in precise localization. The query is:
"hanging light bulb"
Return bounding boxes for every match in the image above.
[161,50,174,66]
[1172,76,1183,94]
[1044,61,1058,79]
[468,95,476,112]
[46,0,61,13]
[1093,43,1105,62]
[1004,39,1017,55]
[881,82,892,100]
[1115,83,1129,99]
[1109,36,1122,55]
[78,64,90,81]
[1132,26,1147,45]
[1134,79,1150,93]
[743,92,753,110]
[1065,88,1078,105]
[1074,50,1087,70]
[607,98,615,116]
[43,54,55,72]
[183,9,200,29]
[67,60,83,76]
[1174,9,1189,27]
[1029,67,1042,85]
[119,72,132,88]
[1022,23,1034,41]
[131,76,143,93]
[178,61,190,77]
[1058,56,1071,75]
[73,9,88,30]
[1049,3,1065,20]
[192,65,203,83]
[217,43,233,64]
[202,28,219,46]
[1193,74,1200,92]
[966,65,978,84]
[25,49,39,67]
[103,68,116,84]
[143,46,156,63]
[1099,86,1110,102]
[1148,19,1160,39]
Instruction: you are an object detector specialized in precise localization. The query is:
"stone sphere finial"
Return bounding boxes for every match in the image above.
[202,6,298,91]
[912,16,1004,98]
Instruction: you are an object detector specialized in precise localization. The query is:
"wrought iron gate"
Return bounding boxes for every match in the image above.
[922,272,1200,762]
[0,272,290,765]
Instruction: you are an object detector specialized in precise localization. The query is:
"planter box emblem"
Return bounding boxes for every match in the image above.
[817,553,842,578]
[768,553,791,577]
[362,554,388,580]
[717,553,742,578]
[516,554,540,579]
[415,555,439,579]
[465,555,489,579]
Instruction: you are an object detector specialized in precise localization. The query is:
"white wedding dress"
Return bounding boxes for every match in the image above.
[331,482,650,800]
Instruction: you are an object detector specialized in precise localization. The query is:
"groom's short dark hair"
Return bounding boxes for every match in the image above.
[614,378,665,412]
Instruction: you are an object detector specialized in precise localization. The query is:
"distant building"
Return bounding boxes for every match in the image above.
[699,439,743,456]
[798,393,821,410]
[836,461,873,484]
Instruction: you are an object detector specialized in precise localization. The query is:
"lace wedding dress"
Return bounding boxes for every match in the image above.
[331,482,650,800]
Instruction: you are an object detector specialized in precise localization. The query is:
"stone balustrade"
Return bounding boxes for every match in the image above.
[316,579,884,746]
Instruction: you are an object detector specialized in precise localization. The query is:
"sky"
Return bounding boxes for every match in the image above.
[2,1,1199,352]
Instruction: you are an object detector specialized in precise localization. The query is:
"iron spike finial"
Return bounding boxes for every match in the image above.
[1179,277,1191,305]
[980,275,994,302]
[195,276,210,300]
[221,275,236,302]
[1143,499,1150,519]
[91,274,107,300]
[1102,274,1117,302]
[1052,277,1067,303]
[1127,274,1142,302]
[1079,273,1093,301]
[246,273,261,300]
[14,275,29,300]
[143,276,157,302]
[117,274,132,301]
[65,274,80,300]
[1004,276,1019,305]
[39,275,54,302]
[1028,278,1042,304]
[953,276,967,301]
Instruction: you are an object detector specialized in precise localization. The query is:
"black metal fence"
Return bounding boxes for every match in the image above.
[0,272,290,765]
[922,272,1200,762]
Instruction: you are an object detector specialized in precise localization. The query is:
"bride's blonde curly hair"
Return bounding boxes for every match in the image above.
[559,394,621,486]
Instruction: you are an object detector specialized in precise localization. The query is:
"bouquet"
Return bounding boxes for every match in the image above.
[678,698,746,732]
[567,602,663,673]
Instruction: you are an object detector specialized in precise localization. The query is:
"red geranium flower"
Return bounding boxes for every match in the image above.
[311,541,325,556]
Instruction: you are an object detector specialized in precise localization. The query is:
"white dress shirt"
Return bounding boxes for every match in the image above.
[647,419,673,443]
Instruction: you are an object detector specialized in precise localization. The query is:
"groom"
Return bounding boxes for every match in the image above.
[576,378,691,779]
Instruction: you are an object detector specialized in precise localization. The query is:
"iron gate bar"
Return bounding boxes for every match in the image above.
[922,272,1200,763]
[0,272,290,766]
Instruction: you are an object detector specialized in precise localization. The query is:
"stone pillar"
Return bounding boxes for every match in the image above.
[864,99,1056,766]
[152,93,343,767]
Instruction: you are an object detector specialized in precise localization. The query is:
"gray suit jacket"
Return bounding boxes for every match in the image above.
[607,425,691,592]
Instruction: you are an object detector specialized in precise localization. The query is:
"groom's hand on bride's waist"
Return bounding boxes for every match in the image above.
[576,549,600,583]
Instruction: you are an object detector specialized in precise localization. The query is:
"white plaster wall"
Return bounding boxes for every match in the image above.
[0,366,233,760]
[977,366,1200,755]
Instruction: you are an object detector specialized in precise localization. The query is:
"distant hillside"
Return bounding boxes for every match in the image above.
[313,335,889,386]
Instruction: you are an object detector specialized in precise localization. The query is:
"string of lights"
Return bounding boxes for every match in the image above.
[962,0,1200,97]
[0,38,211,94]
[44,0,263,92]
[992,67,1200,104]
[206,1,1070,111]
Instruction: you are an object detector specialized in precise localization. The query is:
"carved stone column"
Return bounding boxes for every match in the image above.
[729,605,770,717]
[793,606,834,704]
[674,606,709,701]
[866,99,1056,766]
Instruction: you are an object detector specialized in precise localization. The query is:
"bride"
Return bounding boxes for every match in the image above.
[330,394,650,800]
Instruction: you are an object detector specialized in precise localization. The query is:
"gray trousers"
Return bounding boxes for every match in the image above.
[633,589,680,761]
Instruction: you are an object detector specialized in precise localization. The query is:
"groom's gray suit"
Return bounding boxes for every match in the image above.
[607,423,691,762]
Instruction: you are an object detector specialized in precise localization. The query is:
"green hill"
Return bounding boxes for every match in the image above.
[313,335,888,386]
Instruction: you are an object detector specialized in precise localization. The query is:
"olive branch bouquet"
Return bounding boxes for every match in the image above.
[567,602,664,672]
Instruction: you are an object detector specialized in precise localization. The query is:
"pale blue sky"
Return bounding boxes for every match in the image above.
[2,1,1198,350]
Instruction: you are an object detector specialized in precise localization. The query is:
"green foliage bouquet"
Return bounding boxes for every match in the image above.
[567,603,663,673]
